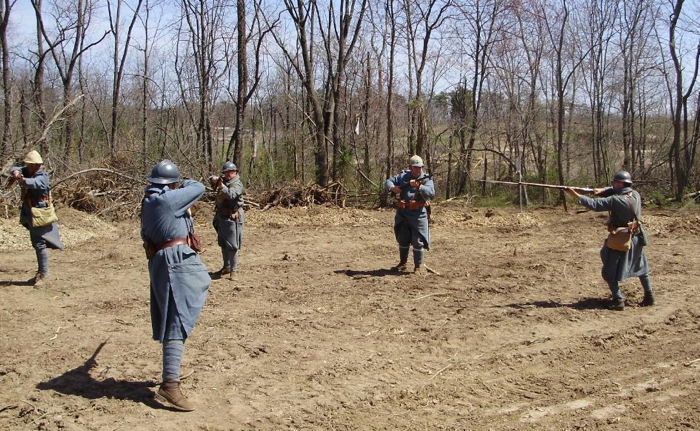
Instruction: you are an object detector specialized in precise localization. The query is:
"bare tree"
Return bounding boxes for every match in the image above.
[665,0,700,198]
[272,0,369,186]
[107,0,144,153]
[32,0,108,168]
[225,0,276,168]
[454,0,507,195]
[401,0,451,160]
[0,0,15,160]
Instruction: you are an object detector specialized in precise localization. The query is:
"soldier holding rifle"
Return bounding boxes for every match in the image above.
[565,171,655,311]
[8,150,64,287]
[385,155,435,275]
[141,160,210,411]
[209,161,244,278]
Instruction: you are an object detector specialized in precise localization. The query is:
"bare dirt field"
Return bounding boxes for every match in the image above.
[1,202,699,430]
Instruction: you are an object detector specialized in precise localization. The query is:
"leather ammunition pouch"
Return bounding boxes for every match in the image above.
[397,200,426,211]
[220,207,240,220]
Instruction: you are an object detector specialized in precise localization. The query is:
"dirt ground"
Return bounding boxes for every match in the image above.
[1,201,699,430]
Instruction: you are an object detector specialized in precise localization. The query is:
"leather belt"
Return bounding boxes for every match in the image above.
[397,200,425,210]
[220,207,239,217]
[156,237,188,251]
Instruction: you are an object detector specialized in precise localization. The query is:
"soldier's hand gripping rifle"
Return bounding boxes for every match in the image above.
[478,179,597,194]
[398,173,433,192]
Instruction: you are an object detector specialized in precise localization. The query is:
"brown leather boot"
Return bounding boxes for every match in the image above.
[33,273,46,288]
[391,262,407,272]
[157,381,195,412]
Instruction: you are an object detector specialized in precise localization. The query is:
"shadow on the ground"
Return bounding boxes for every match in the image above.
[0,279,34,287]
[334,268,407,278]
[36,338,175,411]
[505,297,612,310]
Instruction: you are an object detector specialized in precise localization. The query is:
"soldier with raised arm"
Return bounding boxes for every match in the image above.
[8,150,64,287]
[209,161,245,279]
[141,160,211,411]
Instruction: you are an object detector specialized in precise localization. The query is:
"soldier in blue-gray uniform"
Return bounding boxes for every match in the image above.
[208,161,244,279]
[566,171,654,311]
[141,160,210,411]
[9,150,64,287]
[385,155,435,275]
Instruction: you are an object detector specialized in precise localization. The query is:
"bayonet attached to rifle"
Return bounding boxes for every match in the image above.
[478,179,595,194]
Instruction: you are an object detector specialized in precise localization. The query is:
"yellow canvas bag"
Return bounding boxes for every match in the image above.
[31,204,58,227]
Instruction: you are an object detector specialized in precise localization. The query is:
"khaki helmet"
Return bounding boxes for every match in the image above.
[24,150,43,164]
[409,155,424,167]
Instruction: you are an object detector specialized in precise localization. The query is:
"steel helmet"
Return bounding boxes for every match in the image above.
[24,150,43,164]
[612,171,633,185]
[148,160,180,184]
[221,161,238,173]
[409,155,424,167]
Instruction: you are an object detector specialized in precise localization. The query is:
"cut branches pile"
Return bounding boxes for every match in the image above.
[258,182,347,210]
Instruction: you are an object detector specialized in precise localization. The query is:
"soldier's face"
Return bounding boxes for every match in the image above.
[410,166,423,177]
[223,170,237,180]
[26,164,41,176]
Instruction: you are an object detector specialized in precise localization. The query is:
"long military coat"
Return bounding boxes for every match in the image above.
[9,166,63,250]
[213,175,244,250]
[141,180,210,342]
[578,186,650,282]
[385,170,436,250]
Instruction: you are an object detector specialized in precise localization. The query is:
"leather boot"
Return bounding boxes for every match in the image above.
[609,297,625,311]
[157,381,195,412]
[33,273,46,288]
[391,262,407,272]
[640,292,655,307]
[413,265,425,276]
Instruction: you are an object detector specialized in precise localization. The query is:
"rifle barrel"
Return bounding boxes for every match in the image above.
[478,179,593,193]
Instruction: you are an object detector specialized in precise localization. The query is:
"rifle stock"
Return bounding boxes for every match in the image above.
[478,179,594,194]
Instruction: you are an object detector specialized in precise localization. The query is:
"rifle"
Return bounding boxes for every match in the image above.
[478,179,595,194]
[398,173,433,190]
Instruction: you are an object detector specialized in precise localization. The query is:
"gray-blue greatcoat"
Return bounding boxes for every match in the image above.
[578,186,649,282]
[213,175,244,250]
[9,166,64,250]
[385,171,435,250]
[141,180,210,342]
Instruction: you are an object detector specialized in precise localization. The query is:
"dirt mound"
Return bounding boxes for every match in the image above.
[247,204,387,228]
[0,207,117,252]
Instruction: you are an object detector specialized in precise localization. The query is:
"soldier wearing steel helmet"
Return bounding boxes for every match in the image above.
[208,161,244,278]
[565,171,655,311]
[141,160,210,411]
[8,150,64,287]
[385,155,435,275]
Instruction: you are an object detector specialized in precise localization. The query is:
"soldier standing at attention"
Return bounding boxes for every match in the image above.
[385,155,435,275]
[9,150,64,287]
[209,162,244,279]
[565,171,655,311]
[141,160,210,411]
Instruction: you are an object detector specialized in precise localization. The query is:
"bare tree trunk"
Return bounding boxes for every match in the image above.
[108,0,144,154]
[0,0,13,160]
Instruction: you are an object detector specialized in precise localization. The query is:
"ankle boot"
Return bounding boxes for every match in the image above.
[640,292,655,307]
[609,297,625,311]
[157,381,195,411]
